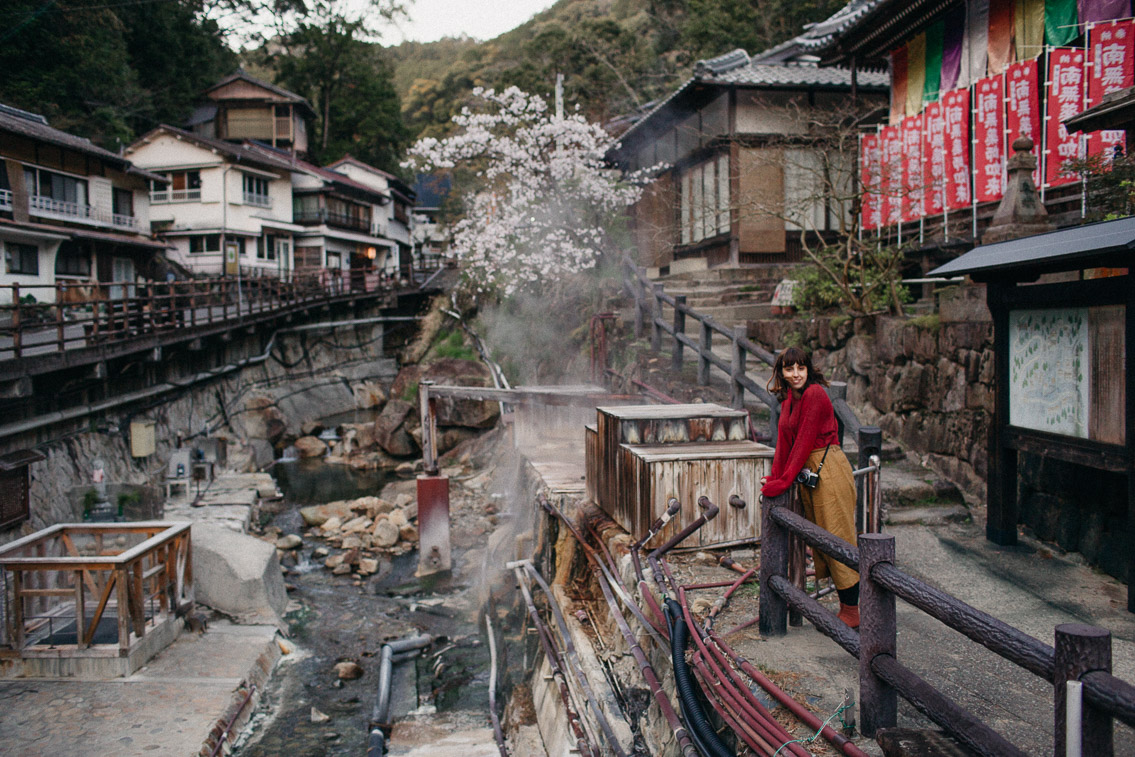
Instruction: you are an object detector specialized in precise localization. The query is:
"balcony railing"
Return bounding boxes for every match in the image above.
[294,209,371,232]
[28,195,138,230]
[0,188,11,211]
[150,189,201,204]
[243,192,271,208]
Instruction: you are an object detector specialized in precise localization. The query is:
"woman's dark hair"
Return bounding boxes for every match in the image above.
[766,346,829,401]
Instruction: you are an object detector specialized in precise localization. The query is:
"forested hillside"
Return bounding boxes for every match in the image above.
[388,0,846,138]
[0,0,842,166]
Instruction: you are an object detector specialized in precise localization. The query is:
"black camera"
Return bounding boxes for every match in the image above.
[796,467,820,489]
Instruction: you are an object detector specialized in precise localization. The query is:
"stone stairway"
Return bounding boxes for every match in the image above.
[651,264,802,334]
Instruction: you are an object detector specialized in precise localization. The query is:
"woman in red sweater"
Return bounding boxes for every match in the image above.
[760,346,860,628]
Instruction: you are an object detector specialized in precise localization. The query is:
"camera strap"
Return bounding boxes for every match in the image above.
[814,444,832,478]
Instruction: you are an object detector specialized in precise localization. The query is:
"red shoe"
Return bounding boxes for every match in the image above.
[837,603,860,629]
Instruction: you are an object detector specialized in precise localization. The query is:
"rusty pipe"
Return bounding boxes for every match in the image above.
[538,494,698,757]
[649,496,720,560]
[210,683,256,757]
[706,627,869,757]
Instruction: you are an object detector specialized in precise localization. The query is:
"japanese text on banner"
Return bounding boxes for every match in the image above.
[1087,20,1133,158]
[901,114,924,221]
[942,88,972,210]
[922,101,946,216]
[860,133,881,231]
[973,75,1005,202]
[1045,47,1085,187]
[1006,59,1042,186]
[881,124,902,226]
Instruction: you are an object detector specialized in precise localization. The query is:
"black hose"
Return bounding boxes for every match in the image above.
[666,599,736,757]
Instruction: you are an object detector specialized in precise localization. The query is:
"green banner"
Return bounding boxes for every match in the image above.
[1046,0,1079,46]
[923,20,944,103]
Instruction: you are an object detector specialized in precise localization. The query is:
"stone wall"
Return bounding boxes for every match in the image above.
[1,324,396,547]
[748,284,994,505]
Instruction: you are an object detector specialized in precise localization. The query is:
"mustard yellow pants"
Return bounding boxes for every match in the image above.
[798,446,860,590]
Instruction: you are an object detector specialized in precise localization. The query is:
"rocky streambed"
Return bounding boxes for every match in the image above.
[232,428,515,756]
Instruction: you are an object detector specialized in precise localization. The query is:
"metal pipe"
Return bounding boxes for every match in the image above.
[209,683,256,757]
[371,634,432,729]
[537,494,698,757]
[1066,680,1083,757]
[512,565,597,757]
[512,560,627,757]
[485,613,508,757]
[706,628,869,757]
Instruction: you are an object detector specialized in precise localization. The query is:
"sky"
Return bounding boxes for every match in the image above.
[388,0,559,43]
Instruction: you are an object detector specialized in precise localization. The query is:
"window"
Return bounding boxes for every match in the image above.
[188,234,221,254]
[24,167,87,207]
[326,251,341,269]
[242,174,270,207]
[55,242,91,277]
[112,187,134,218]
[678,154,731,246]
[5,243,38,275]
[153,170,201,202]
[257,234,278,260]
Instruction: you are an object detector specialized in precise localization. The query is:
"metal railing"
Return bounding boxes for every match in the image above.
[242,191,271,208]
[293,209,371,232]
[621,259,864,445]
[0,267,396,362]
[758,494,1135,756]
[150,188,201,203]
[0,522,192,656]
[28,195,137,229]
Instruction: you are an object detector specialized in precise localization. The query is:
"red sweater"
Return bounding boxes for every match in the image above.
[761,384,840,497]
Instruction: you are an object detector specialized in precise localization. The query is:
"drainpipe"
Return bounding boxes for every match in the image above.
[367,633,432,756]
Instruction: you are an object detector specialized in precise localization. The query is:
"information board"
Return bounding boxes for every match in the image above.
[1009,308,1090,438]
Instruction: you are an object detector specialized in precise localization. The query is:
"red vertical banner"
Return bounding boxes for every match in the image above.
[880,124,903,226]
[942,88,972,210]
[973,75,1006,202]
[859,133,881,231]
[1087,20,1134,157]
[1005,60,1042,186]
[1045,47,1086,187]
[922,101,946,216]
[901,114,924,221]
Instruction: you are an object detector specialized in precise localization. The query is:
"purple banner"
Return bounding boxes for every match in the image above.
[940,6,966,91]
[1078,0,1131,24]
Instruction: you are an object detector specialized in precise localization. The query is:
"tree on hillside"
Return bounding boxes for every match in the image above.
[0,0,234,148]
[267,0,409,170]
[404,87,651,298]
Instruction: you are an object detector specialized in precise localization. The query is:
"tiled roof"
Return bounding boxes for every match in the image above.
[613,47,888,147]
[0,103,165,182]
[128,125,300,173]
[243,143,391,200]
[796,0,885,51]
[205,69,316,116]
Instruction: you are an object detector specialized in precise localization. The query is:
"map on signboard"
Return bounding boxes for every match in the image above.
[1009,308,1089,438]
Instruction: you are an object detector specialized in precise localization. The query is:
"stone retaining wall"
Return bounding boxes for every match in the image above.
[748,284,994,505]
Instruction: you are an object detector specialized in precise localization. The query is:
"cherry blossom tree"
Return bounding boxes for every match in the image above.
[404,86,651,298]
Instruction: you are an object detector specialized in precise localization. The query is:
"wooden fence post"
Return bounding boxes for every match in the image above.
[758,492,789,636]
[857,426,883,534]
[730,324,746,409]
[1054,624,1113,757]
[859,533,898,737]
[651,284,663,352]
[698,319,712,386]
[671,295,686,371]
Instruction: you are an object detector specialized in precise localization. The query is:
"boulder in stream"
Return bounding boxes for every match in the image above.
[293,435,328,458]
[192,522,287,627]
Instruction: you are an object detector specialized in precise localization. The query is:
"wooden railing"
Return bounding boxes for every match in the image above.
[0,522,192,656]
[0,268,395,362]
[621,259,865,446]
[758,496,1135,756]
